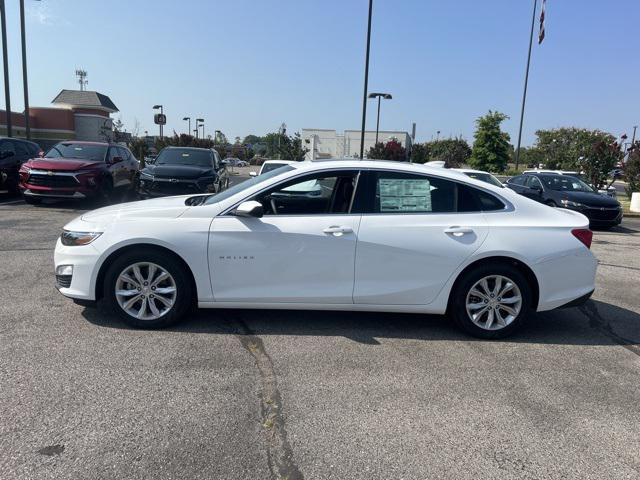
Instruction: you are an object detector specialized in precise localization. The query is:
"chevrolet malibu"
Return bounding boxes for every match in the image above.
[54,160,597,338]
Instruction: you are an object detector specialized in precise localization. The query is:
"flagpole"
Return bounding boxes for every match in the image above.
[514,0,538,170]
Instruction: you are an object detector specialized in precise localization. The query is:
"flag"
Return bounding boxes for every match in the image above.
[538,0,547,44]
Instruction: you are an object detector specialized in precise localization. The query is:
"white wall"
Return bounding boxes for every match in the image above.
[74,114,113,142]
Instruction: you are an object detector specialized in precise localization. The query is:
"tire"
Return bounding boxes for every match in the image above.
[23,195,41,205]
[103,249,193,329]
[97,177,114,205]
[449,263,532,339]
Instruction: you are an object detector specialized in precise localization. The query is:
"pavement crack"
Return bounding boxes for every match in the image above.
[597,262,640,272]
[232,317,303,480]
[579,301,640,356]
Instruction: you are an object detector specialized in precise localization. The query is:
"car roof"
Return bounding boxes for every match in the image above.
[263,160,295,165]
[163,146,213,151]
[454,168,495,175]
[58,140,111,146]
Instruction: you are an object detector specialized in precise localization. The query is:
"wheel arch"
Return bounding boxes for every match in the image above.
[95,243,198,305]
[447,256,540,311]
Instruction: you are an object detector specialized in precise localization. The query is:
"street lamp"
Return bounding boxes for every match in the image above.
[153,104,163,138]
[367,92,392,144]
[195,118,204,140]
[183,117,191,136]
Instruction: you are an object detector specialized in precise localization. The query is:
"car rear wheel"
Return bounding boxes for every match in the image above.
[104,250,192,329]
[450,264,532,339]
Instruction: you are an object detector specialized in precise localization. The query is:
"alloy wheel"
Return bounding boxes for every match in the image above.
[465,275,522,330]
[115,262,177,320]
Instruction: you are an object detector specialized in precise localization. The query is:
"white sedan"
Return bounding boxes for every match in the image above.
[54,160,597,338]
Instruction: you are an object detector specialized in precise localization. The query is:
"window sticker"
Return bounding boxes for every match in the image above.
[379,178,432,212]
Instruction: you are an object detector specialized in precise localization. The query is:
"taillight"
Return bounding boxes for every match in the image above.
[571,228,593,249]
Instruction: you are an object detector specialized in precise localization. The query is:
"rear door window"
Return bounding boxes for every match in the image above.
[359,171,505,214]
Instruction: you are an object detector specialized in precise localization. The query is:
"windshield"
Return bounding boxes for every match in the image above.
[261,162,290,174]
[156,148,213,167]
[463,171,503,188]
[203,165,295,205]
[46,143,107,162]
[540,175,594,192]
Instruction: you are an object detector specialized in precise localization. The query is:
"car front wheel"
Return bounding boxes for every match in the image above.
[450,264,532,339]
[104,250,192,328]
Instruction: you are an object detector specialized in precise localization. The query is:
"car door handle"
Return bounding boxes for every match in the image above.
[444,226,474,236]
[323,226,353,235]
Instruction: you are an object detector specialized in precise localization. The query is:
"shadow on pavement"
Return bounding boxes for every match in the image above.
[82,299,640,350]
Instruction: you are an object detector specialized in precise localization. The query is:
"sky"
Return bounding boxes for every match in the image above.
[1,0,638,145]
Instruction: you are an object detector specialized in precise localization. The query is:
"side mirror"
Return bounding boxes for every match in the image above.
[234,200,263,218]
[249,171,258,177]
[111,156,123,164]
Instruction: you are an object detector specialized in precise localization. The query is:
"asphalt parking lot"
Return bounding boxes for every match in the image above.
[1,192,639,480]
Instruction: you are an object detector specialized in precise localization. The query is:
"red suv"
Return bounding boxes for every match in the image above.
[19,141,139,204]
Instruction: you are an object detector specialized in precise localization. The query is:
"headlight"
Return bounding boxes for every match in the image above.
[61,230,102,246]
[560,199,585,208]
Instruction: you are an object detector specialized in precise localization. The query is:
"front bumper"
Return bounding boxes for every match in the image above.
[54,238,101,300]
[138,178,216,198]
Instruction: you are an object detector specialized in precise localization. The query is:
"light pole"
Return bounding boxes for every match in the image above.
[153,104,163,138]
[359,0,373,159]
[0,0,11,137]
[195,118,204,140]
[19,0,32,139]
[367,92,392,144]
[183,117,191,136]
[436,130,441,141]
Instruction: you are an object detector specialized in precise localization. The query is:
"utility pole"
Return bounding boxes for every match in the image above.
[0,0,12,137]
[19,0,30,139]
[514,0,538,170]
[359,0,373,159]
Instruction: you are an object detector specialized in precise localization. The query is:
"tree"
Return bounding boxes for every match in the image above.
[214,131,228,145]
[243,134,262,145]
[576,137,623,190]
[426,138,471,167]
[262,130,308,160]
[625,142,640,196]
[514,146,545,168]
[469,111,511,172]
[366,139,407,161]
[410,142,430,164]
[534,127,616,170]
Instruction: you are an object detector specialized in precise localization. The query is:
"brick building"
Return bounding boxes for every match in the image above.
[0,89,119,149]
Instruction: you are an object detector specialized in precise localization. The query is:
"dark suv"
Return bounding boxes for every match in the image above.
[138,147,229,198]
[0,137,42,195]
[506,172,622,228]
[19,141,139,204]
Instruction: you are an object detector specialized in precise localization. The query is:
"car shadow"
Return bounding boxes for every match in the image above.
[82,299,640,350]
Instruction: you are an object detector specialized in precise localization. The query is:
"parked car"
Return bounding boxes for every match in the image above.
[523,169,617,198]
[55,160,597,339]
[223,157,249,167]
[506,172,622,228]
[0,137,42,195]
[138,147,228,198]
[454,168,504,188]
[249,160,295,177]
[19,141,138,204]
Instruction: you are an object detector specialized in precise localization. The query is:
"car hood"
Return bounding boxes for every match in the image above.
[561,191,619,207]
[79,196,193,226]
[144,164,213,179]
[27,157,103,171]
